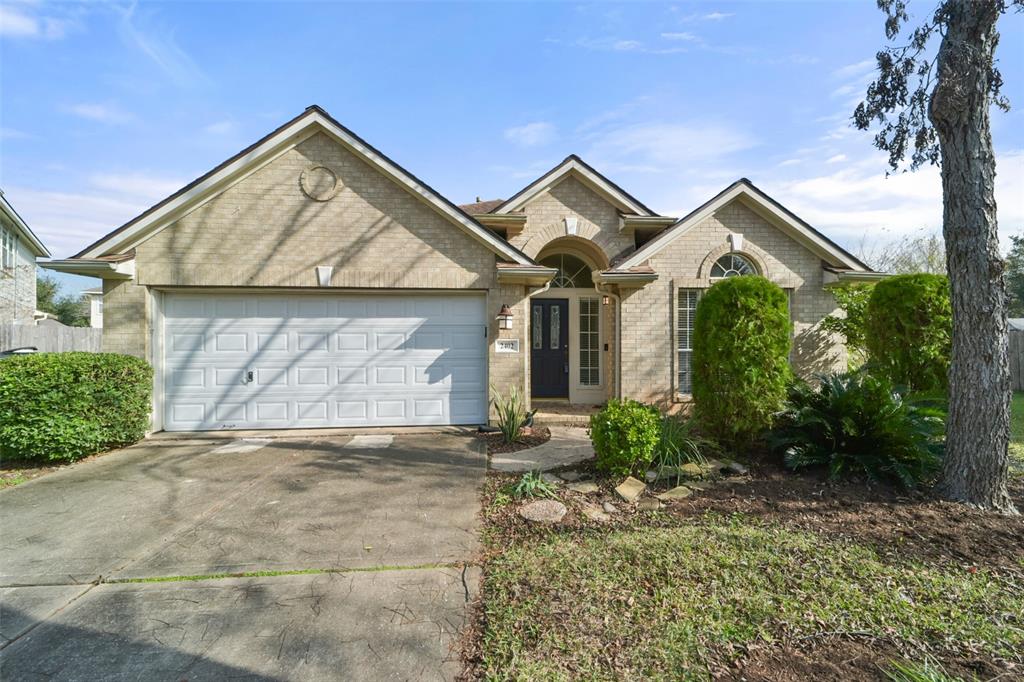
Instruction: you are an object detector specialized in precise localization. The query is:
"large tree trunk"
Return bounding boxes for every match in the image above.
[929,0,1017,514]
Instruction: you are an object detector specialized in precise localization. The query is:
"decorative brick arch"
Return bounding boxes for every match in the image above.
[697,241,770,283]
[536,235,611,271]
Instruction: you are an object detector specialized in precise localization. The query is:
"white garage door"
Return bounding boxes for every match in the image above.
[162,292,488,431]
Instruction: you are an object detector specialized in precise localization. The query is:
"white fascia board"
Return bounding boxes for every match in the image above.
[496,160,652,217]
[41,258,135,280]
[615,184,865,271]
[80,112,532,266]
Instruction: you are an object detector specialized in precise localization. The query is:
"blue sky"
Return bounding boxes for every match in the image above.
[2,0,1022,295]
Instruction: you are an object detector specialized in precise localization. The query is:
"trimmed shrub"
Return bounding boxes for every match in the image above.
[771,372,945,489]
[589,399,660,476]
[865,273,951,392]
[0,352,152,462]
[692,275,792,447]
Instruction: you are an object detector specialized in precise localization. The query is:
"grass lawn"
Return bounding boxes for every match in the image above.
[464,459,1024,680]
[1011,392,1024,476]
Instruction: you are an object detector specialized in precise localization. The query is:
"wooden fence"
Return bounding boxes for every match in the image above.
[1011,329,1024,391]
[0,322,102,353]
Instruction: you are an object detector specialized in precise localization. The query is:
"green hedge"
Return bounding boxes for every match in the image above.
[865,273,951,392]
[0,352,153,462]
[693,275,792,447]
[589,399,661,477]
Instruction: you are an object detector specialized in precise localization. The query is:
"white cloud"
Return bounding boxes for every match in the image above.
[0,4,69,39]
[504,121,557,147]
[831,59,876,81]
[89,173,184,201]
[702,12,734,21]
[4,187,149,258]
[203,120,235,135]
[586,121,755,173]
[826,154,847,164]
[0,127,31,140]
[769,150,1024,256]
[67,103,134,125]
[115,3,209,87]
[778,158,802,167]
[613,39,643,51]
[661,31,699,42]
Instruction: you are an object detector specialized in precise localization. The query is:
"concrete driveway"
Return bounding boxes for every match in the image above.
[0,433,486,681]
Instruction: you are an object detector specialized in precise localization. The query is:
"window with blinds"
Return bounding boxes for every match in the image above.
[579,297,600,386]
[677,289,700,394]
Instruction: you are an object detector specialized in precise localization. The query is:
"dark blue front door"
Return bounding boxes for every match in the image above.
[531,299,569,398]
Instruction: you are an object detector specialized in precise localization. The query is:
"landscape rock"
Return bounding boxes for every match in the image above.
[614,476,646,502]
[541,473,563,486]
[566,481,600,494]
[602,502,620,514]
[581,504,611,523]
[558,471,583,482]
[637,497,662,511]
[518,500,567,524]
[702,459,725,472]
[726,461,749,476]
[684,481,712,491]
[645,470,658,483]
[656,486,693,501]
[678,463,704,479]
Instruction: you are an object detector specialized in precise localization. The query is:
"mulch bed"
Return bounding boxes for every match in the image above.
[474,426,551,455]
[459,457,1024,680]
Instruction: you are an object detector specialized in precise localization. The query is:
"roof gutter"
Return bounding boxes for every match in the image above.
[41,258,135,280]
[593,271,659,285]
[822,268,889,286]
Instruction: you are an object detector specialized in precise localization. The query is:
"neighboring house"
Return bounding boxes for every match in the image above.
[83,288,104,328]
[45,106,882,432]
[1,190,51,324]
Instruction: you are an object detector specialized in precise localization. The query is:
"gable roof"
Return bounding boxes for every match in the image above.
[493,155,658,217]
[614,178,871,272]
[459,198,505,214]
[73,106,534,265]
[0,190,50,258]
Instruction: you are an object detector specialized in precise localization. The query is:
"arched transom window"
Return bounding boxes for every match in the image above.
[710,253,757,279]
[540,254,593,288]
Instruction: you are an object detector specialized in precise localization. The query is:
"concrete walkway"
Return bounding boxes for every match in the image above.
[0,433,486,681]
[490,426,594,472]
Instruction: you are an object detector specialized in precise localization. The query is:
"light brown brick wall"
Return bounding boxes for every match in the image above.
[509,175,634,264]
[104,131,531,407]
[102,279,148,358]
[620,199,844,406]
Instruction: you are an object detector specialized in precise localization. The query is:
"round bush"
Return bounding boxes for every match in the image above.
[865,273,951,392]
[692,275,792,447]
[589,399,660,476]
[0,352,153,462]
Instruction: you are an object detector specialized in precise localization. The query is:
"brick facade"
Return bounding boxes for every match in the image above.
[619,200,845,406]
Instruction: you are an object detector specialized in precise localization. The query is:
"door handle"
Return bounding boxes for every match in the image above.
[246,370,254,384]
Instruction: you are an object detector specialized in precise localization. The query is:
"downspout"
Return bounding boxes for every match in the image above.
[593,281,621,401]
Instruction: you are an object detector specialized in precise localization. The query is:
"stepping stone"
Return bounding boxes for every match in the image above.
[558,471,583,482]
[541,473,563,485]
[566,481,599,494]
[602,502,620,514]
[637,498,662,511]
[519,500,567,524]
[614,476,646,502]
[656,486,693,501]
[581,504,610,523]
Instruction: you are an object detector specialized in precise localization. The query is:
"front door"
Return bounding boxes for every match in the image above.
[531,299,569,398]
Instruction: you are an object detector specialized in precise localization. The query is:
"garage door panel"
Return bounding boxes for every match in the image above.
[162,293,486,431]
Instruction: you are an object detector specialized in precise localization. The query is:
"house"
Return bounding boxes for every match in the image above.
[45,106,881,432]
[1,190,51,324]
[83,288,104,328]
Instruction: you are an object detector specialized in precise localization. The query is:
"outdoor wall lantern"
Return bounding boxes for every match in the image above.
[602,295,610,305]
[497,304,514,330]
